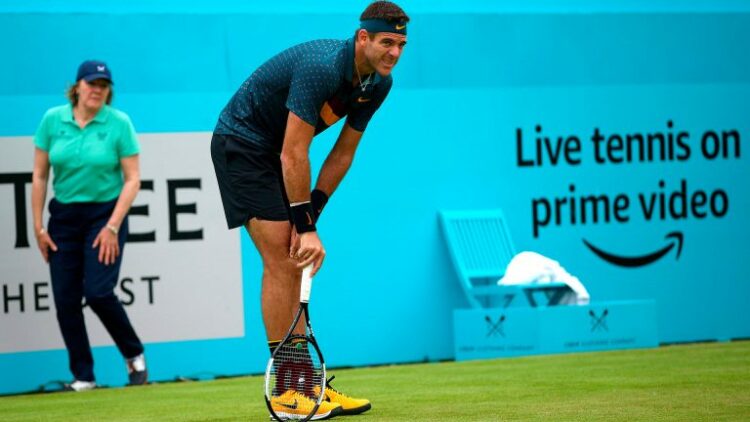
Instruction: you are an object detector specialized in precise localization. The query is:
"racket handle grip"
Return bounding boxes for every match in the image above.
[300,264,313,303]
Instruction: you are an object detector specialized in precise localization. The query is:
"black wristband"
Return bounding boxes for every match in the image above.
[310,189,329,223]
[290,202,316,233]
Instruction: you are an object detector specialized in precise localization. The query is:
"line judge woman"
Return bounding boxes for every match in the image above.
[31,60,147,391]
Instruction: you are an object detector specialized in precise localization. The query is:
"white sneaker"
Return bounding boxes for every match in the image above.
[64,380,96,392]
[126,354,148,386]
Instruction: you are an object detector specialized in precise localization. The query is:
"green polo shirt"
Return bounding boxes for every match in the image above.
[34,104,140,203]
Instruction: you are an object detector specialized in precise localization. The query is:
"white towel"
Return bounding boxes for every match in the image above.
[498,251,590,305]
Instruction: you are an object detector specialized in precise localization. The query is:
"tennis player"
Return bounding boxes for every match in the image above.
[210,1,409,418]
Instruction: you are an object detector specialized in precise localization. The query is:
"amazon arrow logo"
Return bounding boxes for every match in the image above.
[582,231,683,268]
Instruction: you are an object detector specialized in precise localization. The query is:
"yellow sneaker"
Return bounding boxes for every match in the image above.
[270,390,342,420]
[316,376,372,415]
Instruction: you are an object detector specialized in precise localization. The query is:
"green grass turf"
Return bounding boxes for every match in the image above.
[2,341,748,421]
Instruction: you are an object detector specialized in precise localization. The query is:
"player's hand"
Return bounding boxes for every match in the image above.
[35,229,58,263]
[289,226,301,258]
[92,227,120,266]
[295,231,325,276]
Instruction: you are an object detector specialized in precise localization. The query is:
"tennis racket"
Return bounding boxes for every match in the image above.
[264,265,327,421]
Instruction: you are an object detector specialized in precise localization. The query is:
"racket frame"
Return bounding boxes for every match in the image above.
[264,266,327,422]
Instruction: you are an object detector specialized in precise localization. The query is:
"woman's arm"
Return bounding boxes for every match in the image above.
[92,154,141,265]
[31,147,57,262]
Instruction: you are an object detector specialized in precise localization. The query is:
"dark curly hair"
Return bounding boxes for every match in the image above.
[360,1,410,24]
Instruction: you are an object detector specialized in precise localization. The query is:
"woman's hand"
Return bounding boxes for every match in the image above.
[92,226,120,265]
[35,228,58,263]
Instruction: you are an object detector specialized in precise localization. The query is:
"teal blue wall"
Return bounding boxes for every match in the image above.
[1,1,749,395]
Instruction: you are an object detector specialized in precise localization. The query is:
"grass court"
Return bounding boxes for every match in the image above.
[2,341,748,421]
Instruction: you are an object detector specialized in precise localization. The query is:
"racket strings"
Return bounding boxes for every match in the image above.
[270,337,324,401]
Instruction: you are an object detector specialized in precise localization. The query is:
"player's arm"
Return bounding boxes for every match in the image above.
[312,77,392,220]
[281,111,316,204]
[281,111,325,274]
[312,123,363,215]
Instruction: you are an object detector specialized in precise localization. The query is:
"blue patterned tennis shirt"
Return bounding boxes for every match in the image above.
[215,37,392,153]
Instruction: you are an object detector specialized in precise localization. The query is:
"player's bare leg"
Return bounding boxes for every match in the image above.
[246,218,304,341]
[249,218,370,416]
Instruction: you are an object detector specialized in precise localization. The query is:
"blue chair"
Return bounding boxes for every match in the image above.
[439,209,571,309]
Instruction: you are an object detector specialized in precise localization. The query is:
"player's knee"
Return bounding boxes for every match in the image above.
[263,255,301,278]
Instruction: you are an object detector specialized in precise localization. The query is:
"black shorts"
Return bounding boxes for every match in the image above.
[211,133,290,228]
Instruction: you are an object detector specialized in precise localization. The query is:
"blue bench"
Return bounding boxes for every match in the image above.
[438,209,572,308]
[439,209,658,361]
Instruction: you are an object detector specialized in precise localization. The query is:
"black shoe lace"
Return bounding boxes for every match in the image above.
[325,376,341,394]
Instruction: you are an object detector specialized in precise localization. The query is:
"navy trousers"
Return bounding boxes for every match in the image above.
[47,198,144,382]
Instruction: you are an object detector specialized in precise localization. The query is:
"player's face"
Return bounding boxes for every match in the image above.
[364,32,407,76]
[77,79,110,110]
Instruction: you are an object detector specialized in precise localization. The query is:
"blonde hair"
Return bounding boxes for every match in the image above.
[66,81,113,106]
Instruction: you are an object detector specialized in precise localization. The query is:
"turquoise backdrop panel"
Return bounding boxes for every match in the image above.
[0,1,748,395]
